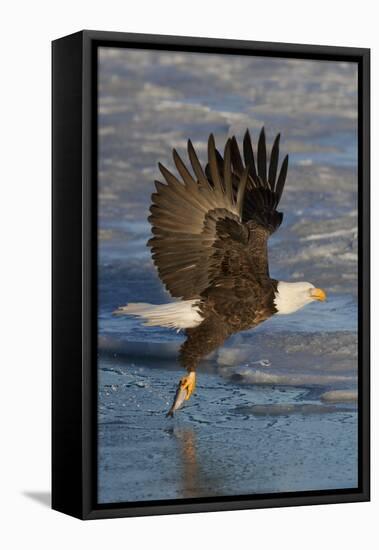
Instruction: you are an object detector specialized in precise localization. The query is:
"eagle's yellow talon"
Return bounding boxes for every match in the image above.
[180,372,196,400]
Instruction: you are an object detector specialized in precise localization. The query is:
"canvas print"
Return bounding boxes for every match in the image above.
[97,48,358,504]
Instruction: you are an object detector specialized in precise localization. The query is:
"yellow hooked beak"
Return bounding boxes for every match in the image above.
[310,288,327,301]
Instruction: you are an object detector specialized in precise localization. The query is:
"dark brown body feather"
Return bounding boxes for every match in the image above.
[148,128,288,371]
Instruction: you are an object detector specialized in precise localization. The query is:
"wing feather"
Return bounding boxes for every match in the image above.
[173,149,198,191]
[243,130,258,181]
[223,139,234,205]
[208,134,224,197]
[257,128,267,182]
[187,139,209,186]
[230,136,244,173]
[275,154,289,201]
[268,133,280,190]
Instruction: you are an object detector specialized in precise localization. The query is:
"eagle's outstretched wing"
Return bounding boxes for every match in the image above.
[147,128,288,300]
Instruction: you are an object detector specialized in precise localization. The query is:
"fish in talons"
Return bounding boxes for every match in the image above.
[166,371,196,417]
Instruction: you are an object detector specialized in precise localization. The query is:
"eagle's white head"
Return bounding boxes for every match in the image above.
[274,281,326,315]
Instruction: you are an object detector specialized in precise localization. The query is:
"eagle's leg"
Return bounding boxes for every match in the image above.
[166,318,229,416]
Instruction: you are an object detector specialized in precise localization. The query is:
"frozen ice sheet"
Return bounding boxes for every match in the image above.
[98,355,358,503]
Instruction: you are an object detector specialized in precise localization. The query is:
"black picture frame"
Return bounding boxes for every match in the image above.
[52,30,370,520]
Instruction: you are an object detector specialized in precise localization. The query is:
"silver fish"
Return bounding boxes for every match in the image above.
[166,382,187,417]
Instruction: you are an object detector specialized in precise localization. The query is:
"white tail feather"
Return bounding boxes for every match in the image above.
[114,300,203,329]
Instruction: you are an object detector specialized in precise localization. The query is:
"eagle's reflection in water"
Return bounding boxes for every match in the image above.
[171,426,224,499]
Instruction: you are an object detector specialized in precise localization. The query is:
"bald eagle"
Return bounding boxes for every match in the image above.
[115,129,326,415]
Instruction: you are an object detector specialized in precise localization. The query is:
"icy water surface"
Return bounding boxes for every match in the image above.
[97,49,358,503]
